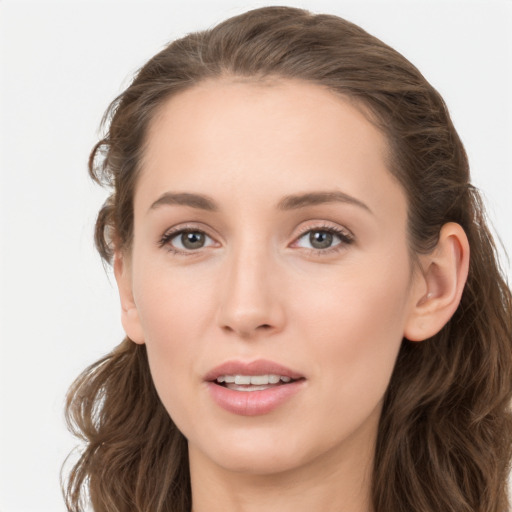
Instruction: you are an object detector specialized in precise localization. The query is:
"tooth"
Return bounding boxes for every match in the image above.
[235,375,251,385]
[226,384,272,392]
[250,375,269,385]
[218,374,294,385]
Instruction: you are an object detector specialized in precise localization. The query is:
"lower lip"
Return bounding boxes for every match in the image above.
[206,381,305,416]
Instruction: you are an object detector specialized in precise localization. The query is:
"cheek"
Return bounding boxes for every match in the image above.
[293,253,412,410]
[134,258,216,340]
[131,261,217,411]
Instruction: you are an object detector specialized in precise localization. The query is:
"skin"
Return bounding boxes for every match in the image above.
[115,79,469,512]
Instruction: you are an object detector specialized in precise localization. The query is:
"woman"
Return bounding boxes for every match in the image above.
[63,6,512,512]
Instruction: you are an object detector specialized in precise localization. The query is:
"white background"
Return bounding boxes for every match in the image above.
[0,1,511,511]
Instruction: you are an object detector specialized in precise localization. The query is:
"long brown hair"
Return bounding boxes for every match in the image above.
[63,7,512,511]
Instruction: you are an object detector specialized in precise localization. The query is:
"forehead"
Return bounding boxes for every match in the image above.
[146,77,384,152]
[136,78,404,220]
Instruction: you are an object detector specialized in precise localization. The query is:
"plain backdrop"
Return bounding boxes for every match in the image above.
[0,1,511,510]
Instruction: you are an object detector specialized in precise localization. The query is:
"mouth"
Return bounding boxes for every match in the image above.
[204,360,306,415]
[205,359,304,386]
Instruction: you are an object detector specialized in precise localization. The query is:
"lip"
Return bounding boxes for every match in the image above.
[204,359,306,416]
[204,359,304,381]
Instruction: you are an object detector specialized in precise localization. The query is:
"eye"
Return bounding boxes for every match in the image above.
[159,229,217,253]
[294,227,354,252]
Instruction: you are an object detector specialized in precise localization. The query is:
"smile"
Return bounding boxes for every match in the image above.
[205,360,305,415]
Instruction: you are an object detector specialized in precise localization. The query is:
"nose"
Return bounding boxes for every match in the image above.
[216,243,285,339]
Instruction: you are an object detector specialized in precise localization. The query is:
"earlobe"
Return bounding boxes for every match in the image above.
[404,222,470,342]
[113,251,145,344]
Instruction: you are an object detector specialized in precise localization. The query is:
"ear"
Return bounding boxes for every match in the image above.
[404,222,470,342]
[113,251,145,344]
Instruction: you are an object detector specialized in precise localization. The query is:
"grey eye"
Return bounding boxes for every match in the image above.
[295,226,354,252]
[309,231,334,249]
[180,231,206,249]
[296,229,342,250]
[166,230,216,251]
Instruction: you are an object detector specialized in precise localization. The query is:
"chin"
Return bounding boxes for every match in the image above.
[210,447,306,476]
[188,424,330,477]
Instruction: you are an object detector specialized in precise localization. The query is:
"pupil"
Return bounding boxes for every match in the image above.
[310,231,332,249]
[182,232,205,249]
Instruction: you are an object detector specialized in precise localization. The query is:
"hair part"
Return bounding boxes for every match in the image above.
[65,6,512,511]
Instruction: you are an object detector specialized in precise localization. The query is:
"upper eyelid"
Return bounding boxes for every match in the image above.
[162,222,218,238]
[294,221,354,238]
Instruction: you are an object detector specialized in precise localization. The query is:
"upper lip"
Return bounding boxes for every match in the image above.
[204,359,304,382]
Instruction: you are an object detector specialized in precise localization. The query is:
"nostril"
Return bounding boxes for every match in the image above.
[221,323,274,337]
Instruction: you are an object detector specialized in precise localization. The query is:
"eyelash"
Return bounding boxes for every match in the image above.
[158,223,355,256]
[157,224,216,255]
[293,224,354,256]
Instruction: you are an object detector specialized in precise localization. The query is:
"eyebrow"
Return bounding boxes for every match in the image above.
[277,191,372,214]
[149,192,219,212]
[148,190,372,214]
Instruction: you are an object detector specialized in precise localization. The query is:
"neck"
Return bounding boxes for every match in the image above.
[189,421,376,512]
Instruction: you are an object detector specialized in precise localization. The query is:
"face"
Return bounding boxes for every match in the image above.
[118,79,423,478]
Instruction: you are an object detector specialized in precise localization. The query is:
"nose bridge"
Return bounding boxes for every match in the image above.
[216,234,284,337]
